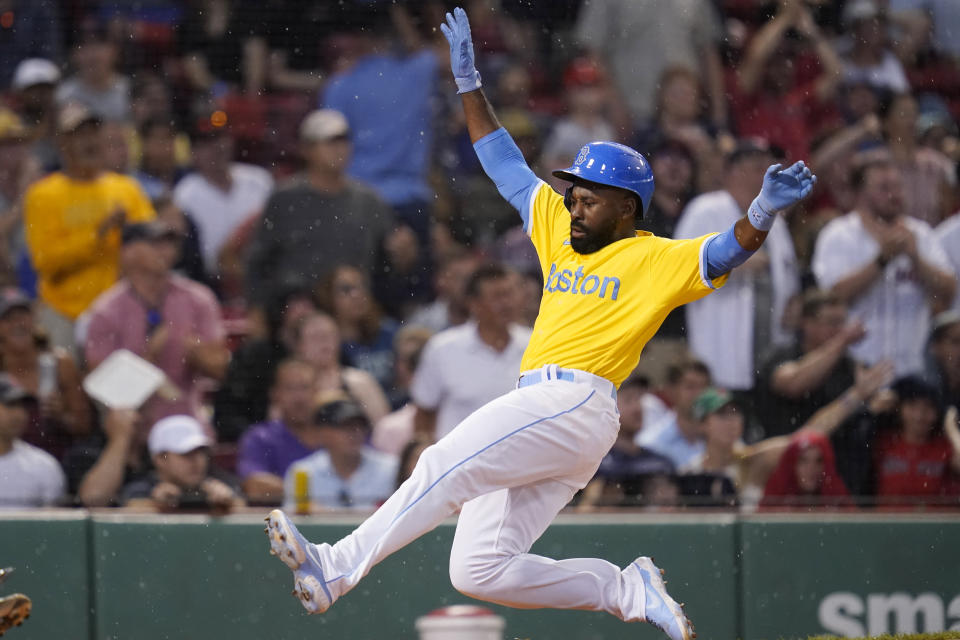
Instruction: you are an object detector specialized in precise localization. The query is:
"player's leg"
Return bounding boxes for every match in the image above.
[449,481,626,612]
[447,468,694,639]
[267,382,616,613]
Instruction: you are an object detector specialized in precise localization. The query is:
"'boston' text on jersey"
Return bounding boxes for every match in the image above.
[544,263,621,300]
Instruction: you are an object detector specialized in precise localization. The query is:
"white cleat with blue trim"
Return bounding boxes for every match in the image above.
[624,556,695,640]
[265,509,336,614]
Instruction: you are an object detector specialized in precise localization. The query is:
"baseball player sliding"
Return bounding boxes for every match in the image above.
[265,8,815,640]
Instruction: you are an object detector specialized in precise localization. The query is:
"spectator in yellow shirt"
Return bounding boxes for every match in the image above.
[24,103,154,353]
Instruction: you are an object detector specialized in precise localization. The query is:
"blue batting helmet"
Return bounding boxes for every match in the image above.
[552,141,655,220]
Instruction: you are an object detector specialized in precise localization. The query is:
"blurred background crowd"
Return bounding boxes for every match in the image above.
[1,0,959,514]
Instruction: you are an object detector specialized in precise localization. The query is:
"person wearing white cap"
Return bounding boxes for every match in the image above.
[245,108,415,311]
[120,415,244,512]
[11,58,61,172]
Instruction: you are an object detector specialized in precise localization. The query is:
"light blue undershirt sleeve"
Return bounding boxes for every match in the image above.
[704,222,755,279]
[473,128,542,232]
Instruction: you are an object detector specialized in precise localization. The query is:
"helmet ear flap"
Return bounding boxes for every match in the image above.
[564,186,573,212]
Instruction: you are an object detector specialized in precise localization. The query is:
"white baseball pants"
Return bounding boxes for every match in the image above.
[315,371,640,619]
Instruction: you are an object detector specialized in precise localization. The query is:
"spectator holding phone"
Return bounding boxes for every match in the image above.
[121,414,244,512]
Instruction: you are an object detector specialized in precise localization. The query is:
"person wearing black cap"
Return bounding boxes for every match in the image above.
[23,102,155,354]
[0,374,65,508]
[282,397,397,511]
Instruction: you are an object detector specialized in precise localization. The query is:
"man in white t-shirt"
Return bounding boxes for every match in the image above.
[812,152,956,376]
[411,263,531,442]
[173,124,273,277]
[935,213,960,313]
[675,142,799,391]
[0,376,65,508]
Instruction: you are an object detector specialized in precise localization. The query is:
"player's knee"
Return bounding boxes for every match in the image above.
[448,553,503,600]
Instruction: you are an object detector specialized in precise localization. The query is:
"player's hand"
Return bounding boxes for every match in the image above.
[439,7,482,94]
[757,161,817,213]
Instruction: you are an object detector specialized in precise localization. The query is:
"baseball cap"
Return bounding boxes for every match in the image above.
[12,58,61,90]
[0,290,32,319]
[121,221,180,245]
[148,415,213,456]
[0,374,34,406]
[691,388,736,421]
[299,109,350,143]
[313,398,369,428]
[57,103,101,135]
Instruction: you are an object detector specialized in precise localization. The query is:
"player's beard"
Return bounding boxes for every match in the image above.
[570,218,619,254]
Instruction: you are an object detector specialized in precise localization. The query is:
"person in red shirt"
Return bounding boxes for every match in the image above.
[761,431,853,510]
[873,376,960,506]
[730,1,844,163]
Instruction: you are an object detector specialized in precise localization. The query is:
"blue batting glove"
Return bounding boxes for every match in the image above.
[440,7,482,94]
[748,161,817,231]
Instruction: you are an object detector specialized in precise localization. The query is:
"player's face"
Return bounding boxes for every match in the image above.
[567,183,633,254]
[794,445,825,495]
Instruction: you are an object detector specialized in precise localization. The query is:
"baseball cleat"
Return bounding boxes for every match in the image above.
[0,593,31,636]
[626,557,694,640]
[265,510,335,614]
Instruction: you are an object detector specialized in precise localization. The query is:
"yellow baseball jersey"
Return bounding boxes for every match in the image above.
[25,171,155,319]
[520,182,728,387]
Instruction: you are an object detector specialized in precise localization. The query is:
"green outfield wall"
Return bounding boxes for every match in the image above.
[1,512,957,640]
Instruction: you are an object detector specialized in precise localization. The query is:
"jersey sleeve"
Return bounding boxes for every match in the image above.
[649,234,729,307]
[527,182,570,271]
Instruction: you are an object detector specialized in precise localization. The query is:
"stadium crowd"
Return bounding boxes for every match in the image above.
[0,0,959,513]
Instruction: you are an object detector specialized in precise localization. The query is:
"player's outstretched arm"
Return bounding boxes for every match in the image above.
[704,161,816,278]
[441,7,541,226]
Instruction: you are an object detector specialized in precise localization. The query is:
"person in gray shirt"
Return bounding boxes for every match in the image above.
[245,109,419,310]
